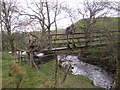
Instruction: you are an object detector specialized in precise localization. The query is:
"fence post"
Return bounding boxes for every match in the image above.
[66,33,70,48]
[29,52,33,66]
[72,32,75,48]
[18,50,20,62]
[20,51,22,62]
[27,50,30,64]
[49,35,52,51]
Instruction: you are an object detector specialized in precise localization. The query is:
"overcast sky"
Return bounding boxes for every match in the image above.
[3,0,119,32]
[19,0,82,29]
[18,0,119,30]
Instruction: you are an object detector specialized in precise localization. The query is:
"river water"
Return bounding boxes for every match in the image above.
[57,55,114,89]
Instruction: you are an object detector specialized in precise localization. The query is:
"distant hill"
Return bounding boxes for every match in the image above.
[74,17,119,33]
[51,17,119,34]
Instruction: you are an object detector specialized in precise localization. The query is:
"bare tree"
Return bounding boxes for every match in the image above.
[77,0,120,88]
[1,0,21,53]
[19,0,63,51]
[107,1,120,12]
[77,0,111,46]
[107,1,120,89]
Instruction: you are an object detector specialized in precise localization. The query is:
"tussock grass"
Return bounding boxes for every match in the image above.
[10,62,26,88]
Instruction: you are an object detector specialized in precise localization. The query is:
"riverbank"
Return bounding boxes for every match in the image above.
[58,55,114,89]
[2,52,98,88]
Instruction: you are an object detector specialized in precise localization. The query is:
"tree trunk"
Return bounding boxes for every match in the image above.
[62,64,71,83]
[115,58,120,89]
[8,34,15,54]
[115,42,120,89]
[54,54,58,87]
[9,39,15,54]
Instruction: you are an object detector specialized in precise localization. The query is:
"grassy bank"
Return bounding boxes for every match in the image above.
[0,52,2,88]
[79,46,116,78]
[2,52,99,88]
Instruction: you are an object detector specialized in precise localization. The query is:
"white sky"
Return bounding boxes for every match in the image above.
[4,0,120,32]
[19,0,80,29]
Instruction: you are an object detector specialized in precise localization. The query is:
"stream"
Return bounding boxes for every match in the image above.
[57,55,114,89]
[11,51,114,89]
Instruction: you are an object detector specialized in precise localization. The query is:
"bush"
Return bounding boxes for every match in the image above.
[79,47,116,76]
[10,62,26,88]
[2,52,13,60]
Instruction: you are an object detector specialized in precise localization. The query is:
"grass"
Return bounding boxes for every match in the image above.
[2,52,99,88]
[52,29,65,34]
[0,52,2,89]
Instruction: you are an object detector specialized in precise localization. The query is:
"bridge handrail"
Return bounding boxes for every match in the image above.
[52,35,106,41]
[52,39,106,45]
[50,30,119,36]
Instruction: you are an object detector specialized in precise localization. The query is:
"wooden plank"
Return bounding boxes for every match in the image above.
[91,30,118,33]
[16,49,26,52]
[52,36,85,41]
[109,30,119,33]
[50,30,118,36]
[52,39,106,45]
[51,32,85,36]
[35,54,55,58]
[49,43,107,51]
[52,35,105,41]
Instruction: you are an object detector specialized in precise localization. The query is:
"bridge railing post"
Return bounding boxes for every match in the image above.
[20,51,22,62]
[72,32,75,48]
[66,33,70,48]
[29,51,33,66]
[49,35,52,51]
[18,50,20,62]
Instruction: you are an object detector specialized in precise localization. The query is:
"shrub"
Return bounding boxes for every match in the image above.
[10,62,26,88]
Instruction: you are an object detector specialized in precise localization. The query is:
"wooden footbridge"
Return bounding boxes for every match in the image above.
[14,30,118,66]
[16,30,118,53]
[48,30,118,51]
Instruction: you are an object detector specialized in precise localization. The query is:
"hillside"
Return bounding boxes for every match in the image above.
[75,17,119,31]
[42,17,119,36]
[2,52,99,88]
